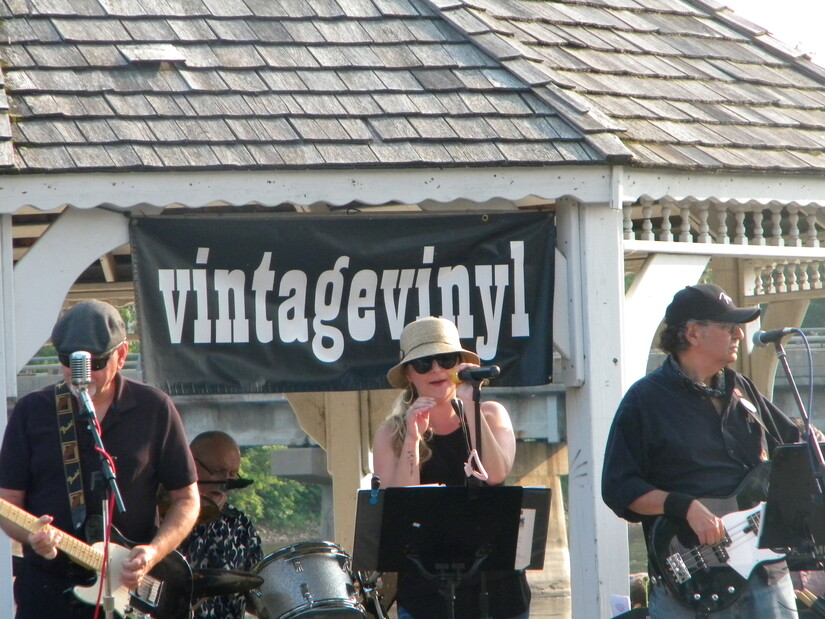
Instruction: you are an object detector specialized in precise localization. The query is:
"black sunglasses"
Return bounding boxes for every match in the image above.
[58,351,115,372]
[408,353,461,375]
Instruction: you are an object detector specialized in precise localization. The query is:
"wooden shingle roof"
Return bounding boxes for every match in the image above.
[1,0,824,173]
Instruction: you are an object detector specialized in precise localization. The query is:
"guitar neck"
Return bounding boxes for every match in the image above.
[0,498,102,571]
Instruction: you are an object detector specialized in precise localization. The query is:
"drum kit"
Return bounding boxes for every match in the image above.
[193,540,390,619]
[162,492,390,618]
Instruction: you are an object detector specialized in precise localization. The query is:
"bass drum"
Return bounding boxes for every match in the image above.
[250,541,366,619]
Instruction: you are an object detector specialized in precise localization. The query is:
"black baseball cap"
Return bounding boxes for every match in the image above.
[664,284,761,326]
[51,299,127,355]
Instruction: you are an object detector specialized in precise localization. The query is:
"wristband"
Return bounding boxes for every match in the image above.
[663,492,694,519]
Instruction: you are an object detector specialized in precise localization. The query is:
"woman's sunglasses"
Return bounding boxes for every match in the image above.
[408,353,461,375]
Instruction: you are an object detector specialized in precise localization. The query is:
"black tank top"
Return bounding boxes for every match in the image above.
[420,427,469,486]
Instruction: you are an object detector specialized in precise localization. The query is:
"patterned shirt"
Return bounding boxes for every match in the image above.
[180,504,264,619]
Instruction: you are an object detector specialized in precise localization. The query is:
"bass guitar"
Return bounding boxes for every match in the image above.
[0,498,192,618]
[648,463,785,615]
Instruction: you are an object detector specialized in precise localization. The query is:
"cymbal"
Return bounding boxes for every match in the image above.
[192,568,264,597]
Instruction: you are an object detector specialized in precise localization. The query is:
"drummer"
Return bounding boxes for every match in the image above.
[179,431,263,619]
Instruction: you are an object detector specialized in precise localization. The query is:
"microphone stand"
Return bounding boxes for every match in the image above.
[451,380,490,619]
[771,340,825,499]
[76,384,126,619]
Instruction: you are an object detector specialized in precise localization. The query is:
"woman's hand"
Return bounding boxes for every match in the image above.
[405,397,435,441]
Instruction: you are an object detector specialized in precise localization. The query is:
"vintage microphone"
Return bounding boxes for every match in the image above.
[70,350,92,387]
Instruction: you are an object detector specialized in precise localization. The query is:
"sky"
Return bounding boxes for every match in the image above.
[721,1,824,65]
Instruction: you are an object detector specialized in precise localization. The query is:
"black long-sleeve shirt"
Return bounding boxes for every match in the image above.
[602,357,800,523]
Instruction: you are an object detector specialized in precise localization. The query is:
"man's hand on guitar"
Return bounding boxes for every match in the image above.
[686,500,725,546]
[28,515,61,560]
[121,544,158,589]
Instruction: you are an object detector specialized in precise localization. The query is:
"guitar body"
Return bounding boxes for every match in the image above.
[648,463,784,615]
[0,498,192,619]
[74,526,193,619]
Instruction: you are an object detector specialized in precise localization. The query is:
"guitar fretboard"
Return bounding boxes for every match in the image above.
[0,498,102,571]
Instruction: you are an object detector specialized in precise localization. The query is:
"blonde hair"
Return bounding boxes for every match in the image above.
[384,385,434,465]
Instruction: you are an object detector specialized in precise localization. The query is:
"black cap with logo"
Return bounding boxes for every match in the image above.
[664,284,761,326]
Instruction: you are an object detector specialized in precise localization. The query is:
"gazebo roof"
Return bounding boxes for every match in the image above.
[1,0,824,174]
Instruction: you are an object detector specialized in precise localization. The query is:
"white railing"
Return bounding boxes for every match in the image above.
[751,259,825,295]
[624,198,823,248]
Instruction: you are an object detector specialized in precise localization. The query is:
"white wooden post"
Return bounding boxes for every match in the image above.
[558,197,629,619]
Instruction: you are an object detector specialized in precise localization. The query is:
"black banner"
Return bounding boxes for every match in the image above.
[130,212,554,395]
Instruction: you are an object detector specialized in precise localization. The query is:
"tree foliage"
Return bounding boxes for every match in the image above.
[232,446,322,532]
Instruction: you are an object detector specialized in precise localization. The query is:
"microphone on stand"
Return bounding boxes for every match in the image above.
[69,351,97,419]
[752,328,797,347]
[452,365,501,383]
[69,351,92,388]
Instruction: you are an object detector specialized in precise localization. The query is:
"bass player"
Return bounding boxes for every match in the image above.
[602,284,800,618]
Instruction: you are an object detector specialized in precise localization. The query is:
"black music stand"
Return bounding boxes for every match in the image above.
[760,443,825,553]
[352,486,551,619]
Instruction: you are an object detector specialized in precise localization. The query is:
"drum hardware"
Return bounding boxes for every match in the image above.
[192,568,264,597]
[356,572,388,619]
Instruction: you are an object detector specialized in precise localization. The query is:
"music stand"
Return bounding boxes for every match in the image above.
[760,443,825,552]
[352,486,551,619]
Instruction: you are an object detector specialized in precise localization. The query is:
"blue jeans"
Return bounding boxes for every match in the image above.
[396,607,529,619]
[648,570,798,618]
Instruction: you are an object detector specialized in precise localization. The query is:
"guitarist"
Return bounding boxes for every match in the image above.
[602,284,801,618]
[0,299,200,619]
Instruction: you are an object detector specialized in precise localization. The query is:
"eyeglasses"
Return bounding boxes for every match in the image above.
[407,353,461,374]
[58,350,115,371]
[194,457,253,491]
[197,478,254,492]
[694,321,742,335]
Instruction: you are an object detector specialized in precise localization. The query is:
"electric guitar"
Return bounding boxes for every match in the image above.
[648,463,786,615]
[0,498,192,618]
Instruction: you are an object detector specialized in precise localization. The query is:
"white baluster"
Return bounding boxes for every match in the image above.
[805,208,820,248]
[798,260,810,291]
[733,204,746,245]
[788,206,801,247]
[769,204,784,247]
[813,262,823,290]
[715,201,730,244]
[641,201,654,241]
[623,204,634,240]
[774,261,787,293]
[697,201,711,243]
[751,205,766,246]
[786,260,798,292]
[753,264,765,295]
[679,203,693,242]
[660,199,673,242]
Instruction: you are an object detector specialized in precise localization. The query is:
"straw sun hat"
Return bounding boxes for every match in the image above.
[386,317,480,389]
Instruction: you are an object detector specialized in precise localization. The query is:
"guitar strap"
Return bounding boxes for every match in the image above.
[731,388,770,459]
[55,382,87,532]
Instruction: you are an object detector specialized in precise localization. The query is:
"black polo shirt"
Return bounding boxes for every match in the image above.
[0,374,196,563]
